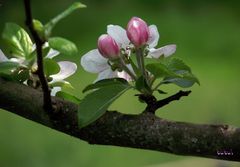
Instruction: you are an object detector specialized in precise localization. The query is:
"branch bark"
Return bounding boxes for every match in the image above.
[0,77,239,162]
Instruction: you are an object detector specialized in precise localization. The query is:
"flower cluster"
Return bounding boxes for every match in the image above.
[81,17,176,83]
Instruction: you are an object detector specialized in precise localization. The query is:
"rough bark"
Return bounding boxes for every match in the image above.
[0,78,239,162]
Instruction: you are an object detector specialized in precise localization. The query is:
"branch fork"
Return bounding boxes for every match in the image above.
[138,90,192,114]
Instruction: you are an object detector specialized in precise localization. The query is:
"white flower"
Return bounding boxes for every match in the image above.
[49,61,77,96]
[0,49,9,62]
[81,22,176,82]
[107,24,176,58]
[81,44,132,82]
[1,45,77,96]
[41,45,77,96]
[0,49,24,65]
[33,43,77,95]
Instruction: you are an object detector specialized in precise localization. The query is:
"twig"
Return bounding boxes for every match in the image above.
[139,90,191,113]
[24,0,53,111]
[154,90,191,109]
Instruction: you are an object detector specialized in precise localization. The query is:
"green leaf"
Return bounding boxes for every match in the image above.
[2,23,33,58]
[56,91,80,104]
[48,37,78,56]
[43,58,60,76]
[12,68,30,83]
[146,63,179,78]
[157,89,167,94]
[167,58,191,72]
[83,78,129,93]
[135,76,151,94]
[162,71,200,88]
[78,84,130,128]
[44,2,86,37]
[160,58,200,88]
[0,61,19,73]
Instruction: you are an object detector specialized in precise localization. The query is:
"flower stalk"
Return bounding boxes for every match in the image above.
[135,47,149,85]
[119,57,137,81]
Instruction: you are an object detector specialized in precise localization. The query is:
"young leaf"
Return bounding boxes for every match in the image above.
[78,84,130,128]
[83,78,129,93]
[12,68,30,83]
[56,91,80,104]
[157,89,167,94]
[33,19,45,40]
[135,76,151,94]
[146,63,179,78]
[2,23,33,58]
[43,58,60,76]
[44,2,86,37]
[167,58,191,72]
[0,61,19,73]
[162,71,200,88]
[48,37,78,56]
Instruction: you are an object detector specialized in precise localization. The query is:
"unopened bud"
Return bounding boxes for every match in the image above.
[98,34,120,59]
[127,17,150,47]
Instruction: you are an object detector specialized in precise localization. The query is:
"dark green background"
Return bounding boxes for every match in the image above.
[0,0,240,166]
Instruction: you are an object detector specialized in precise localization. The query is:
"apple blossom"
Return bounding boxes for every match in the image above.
[49,61,77,96]
[81,49,133,82]
[107,20,176,59]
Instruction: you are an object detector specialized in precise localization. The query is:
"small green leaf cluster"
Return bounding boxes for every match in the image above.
[0,2,85,102]
[146,57,200,92]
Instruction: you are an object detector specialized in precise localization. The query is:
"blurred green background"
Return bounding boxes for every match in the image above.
[0,0,240,166]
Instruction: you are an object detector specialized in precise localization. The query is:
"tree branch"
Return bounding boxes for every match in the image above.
[0,77,239,162]
[24,0,53,111]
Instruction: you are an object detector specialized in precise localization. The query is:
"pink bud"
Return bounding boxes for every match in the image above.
[127,17,150,47]
[98,34,120,59]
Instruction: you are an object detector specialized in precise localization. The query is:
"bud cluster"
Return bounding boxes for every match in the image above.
[97,17,150,59]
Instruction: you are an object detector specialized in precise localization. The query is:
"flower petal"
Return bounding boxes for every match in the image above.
[46,49,60,59]
[51,61,77,81]
[95,68,118,82]
[107,25,130,49]
[9,57,25,64]
[148,44,177,58]
[51,87,61,96]
[117,71,132,81]
[81,49,109,73]
[147,25,160,48]
[0,49,9,62]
